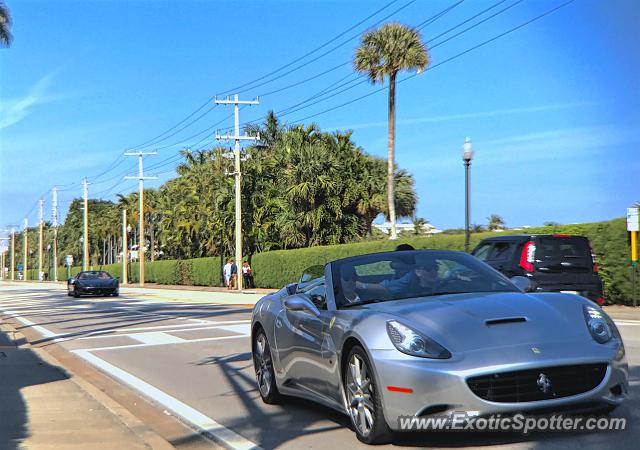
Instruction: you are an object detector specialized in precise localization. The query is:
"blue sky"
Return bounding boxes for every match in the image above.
[1,0,639,239]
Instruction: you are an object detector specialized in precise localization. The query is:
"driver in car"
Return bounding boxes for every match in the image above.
[355,256,440,299]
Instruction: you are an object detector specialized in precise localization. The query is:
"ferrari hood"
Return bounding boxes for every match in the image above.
[364,292,588,353]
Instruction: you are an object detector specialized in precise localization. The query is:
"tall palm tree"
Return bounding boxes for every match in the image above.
[354,23,429,240]
[0,1,12,47]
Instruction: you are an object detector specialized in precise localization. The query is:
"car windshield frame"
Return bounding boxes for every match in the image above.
[331,250,518,309]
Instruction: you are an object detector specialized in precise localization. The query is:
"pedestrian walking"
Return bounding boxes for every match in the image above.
[230,259,238,289]
[223,259,232,288]
[242,261,254,289]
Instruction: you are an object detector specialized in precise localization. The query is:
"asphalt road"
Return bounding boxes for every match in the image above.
[0,284,638,450]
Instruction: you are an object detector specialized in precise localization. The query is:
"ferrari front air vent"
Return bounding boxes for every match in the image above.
[485,317,527,326]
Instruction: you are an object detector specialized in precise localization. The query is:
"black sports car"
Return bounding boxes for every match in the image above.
[67,270,119,297]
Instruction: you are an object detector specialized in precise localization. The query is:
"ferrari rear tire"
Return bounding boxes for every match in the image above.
[253,328,281,404]
[344,345,392,445]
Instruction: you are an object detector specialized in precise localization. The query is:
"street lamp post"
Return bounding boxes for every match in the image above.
[462,137,474,253]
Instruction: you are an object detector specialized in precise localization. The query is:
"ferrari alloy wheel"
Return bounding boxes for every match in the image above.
[344,346,391,444]
[253,329,281,404]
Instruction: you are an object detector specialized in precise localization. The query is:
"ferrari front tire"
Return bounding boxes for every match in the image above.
[344,345,392,444]
[253,328,281,404]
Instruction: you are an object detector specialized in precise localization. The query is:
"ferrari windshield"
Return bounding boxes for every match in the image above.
[78,271,113,280]
[332,250,518,308]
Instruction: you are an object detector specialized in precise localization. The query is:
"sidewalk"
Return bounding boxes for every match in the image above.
[0,325,174,450]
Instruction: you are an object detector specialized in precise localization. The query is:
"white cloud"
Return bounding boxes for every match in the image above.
[0,71,71,129]
[327,102,594,131]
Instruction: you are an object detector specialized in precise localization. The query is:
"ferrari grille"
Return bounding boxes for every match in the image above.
[467,363,607,403]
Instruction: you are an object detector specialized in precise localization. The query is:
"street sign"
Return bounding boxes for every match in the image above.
[17,264,23,271]
[65,255,73,267]
[628,207,639,232]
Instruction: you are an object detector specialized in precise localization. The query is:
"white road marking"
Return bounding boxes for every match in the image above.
[129,332,186,345]
[3,311,61,340]
[73,350,262,450]
[614,320,640,326]
[74,320,252,341]
[78,333,249,352]
[217,323,252,335]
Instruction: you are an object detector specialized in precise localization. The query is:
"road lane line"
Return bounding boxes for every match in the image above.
[74,320,252,340]
[73,349,262,450]
[3,311,64,342]
[217,324,251,335]
[76,333,249,352]
[614,320,640,326]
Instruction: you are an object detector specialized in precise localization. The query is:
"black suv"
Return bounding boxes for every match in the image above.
[472,234,604,305]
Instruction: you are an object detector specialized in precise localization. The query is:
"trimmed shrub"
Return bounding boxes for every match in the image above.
[143,260,179,285]
[189,257,222,286]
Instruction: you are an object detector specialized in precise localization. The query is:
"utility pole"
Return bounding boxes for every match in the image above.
[39,199,44,281]
[215,94,260,291]
[124,151,157,286]
[52,187,58,282]
[11,227,15,281]
[0,231,8,280]
[122,209,128,284]
[23,218,28,280]
[82,179,90,271]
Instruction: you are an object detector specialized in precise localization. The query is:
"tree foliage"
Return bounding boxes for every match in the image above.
[7,115,418,268]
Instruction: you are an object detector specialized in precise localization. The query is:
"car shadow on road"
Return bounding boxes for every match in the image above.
[0,328,70,450]
[192,351,350,449]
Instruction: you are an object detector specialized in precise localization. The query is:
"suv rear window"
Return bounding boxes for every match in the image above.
[535,236,593,273]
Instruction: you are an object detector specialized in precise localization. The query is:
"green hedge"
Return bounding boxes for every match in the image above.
[40,217,637,305]
[189,257,222,286]
[251,231,503,289]
[252,218,637,305]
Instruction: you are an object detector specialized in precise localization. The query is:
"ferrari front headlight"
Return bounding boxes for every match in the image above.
[386,320,451,359]
[583,305,612,344]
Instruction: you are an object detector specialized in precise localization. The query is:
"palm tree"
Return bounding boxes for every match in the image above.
[354,23,429,240]
[0,2,12,48]
[487,214,506,231]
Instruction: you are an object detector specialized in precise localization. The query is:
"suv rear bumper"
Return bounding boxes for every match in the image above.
[534,284,603,303]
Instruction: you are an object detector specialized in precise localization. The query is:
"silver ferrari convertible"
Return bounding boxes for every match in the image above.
[251,250,628,444]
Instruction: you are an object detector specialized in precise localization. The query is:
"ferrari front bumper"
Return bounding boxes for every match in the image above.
[370,340,628,431]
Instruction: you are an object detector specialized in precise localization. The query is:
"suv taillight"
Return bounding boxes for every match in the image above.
[519,241,535,272]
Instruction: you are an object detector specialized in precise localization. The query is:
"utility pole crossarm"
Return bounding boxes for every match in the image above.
[214,96,259,106]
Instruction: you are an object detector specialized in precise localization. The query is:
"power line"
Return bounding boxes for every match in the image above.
[288,0,577,124]
[237,0,471,128]
[217,0,405,96]
[236,0,419,97]
[126,97,213,151]
[430,0,525,50]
